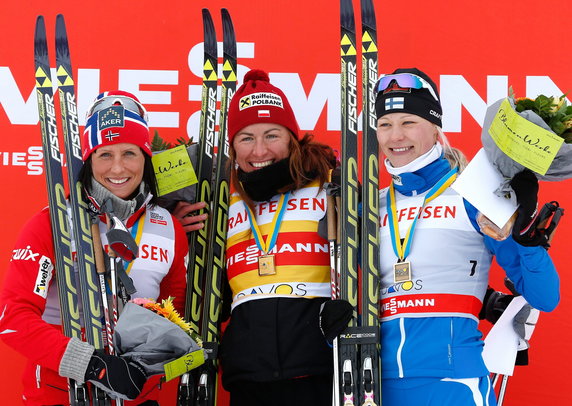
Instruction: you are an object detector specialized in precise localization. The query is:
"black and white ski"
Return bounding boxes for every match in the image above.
[336,0,381,405]
[35,14,110,406]
[179,8,236,406]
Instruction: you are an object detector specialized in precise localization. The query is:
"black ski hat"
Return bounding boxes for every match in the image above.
[375,68,443,127]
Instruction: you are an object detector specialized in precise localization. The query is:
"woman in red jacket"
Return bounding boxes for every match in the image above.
[0,91,197,405]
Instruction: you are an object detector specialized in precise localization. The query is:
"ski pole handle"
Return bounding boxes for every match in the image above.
[91,222,114,354]
[327,194,337,242]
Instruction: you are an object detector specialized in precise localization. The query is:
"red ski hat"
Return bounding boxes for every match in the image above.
[82,90,152,160]
[228,69,300,143]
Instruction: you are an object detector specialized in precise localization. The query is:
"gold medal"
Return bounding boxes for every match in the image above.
[393,261,411,283]
[258,254,276,276]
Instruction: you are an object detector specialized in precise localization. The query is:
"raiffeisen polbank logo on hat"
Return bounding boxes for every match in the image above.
[98,105,125,130]
[239,92,284,110]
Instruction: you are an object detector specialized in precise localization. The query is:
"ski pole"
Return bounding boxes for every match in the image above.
[496,374,509,406]
[327,193,340,406]
[92,221,114,355]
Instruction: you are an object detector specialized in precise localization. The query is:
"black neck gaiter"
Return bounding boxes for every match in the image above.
[237,158,294,202]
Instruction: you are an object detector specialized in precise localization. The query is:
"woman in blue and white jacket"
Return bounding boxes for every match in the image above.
[375,68,559,405]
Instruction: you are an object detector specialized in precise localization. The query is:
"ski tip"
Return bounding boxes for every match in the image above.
[35,15,45,30]
[56,14,66,28]
[340,0,356,31]
[56,14,68,37]
[360,0,376,30]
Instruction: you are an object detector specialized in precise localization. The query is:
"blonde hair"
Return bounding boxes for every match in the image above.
[435,126,468,172]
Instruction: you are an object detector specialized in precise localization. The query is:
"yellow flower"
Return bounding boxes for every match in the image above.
[161,297,193,335]
[515,97,533,103]
[130,296,203,347]
[145,302,170,318]
[549,96,566,113]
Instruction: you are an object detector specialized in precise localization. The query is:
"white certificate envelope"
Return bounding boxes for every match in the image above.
[482,296,527,375]
[451,148,517,229]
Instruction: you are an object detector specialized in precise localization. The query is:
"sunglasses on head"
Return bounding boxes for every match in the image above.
[87,95,148,122]
[376,73,439,102]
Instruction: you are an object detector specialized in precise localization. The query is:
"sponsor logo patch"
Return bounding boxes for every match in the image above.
[98,106,125,131]
[239,92,284,110]
[150,211,168,225]
[430,109,442,119]
[34,255,54,299]
[11,246,41,262]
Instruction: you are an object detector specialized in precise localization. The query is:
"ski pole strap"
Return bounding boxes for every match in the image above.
[243,192,290,255]
[536,201,564,248]
[116,260,136,296]
[387,167,457,261]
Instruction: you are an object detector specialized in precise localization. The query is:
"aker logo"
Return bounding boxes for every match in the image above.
[34,256,54,299]
[11,246,40,262]
[150,211,168,226]
[98,106,125,130]
[239,92,283,110]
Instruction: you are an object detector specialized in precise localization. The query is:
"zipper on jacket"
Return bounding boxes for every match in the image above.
[35,365,41,389]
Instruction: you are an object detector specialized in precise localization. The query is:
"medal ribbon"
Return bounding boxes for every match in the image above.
[387,168,457,261]
[244,192,290,255]
[123,212,145,273]
[103,213,145,294]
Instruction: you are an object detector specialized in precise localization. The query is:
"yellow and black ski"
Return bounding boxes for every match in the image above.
[35,14,110,406]
[179,8,236,406]
[335,0,381,405]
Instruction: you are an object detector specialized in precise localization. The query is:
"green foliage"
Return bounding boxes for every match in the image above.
[511,88,572,143]
[151,130,194,151]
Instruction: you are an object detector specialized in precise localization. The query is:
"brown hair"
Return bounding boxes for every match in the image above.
[229,132,337,209]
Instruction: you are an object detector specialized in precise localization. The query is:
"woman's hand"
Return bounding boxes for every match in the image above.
[172,201,208,233]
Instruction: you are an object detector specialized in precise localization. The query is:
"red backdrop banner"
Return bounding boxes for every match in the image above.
[1,0,570,404]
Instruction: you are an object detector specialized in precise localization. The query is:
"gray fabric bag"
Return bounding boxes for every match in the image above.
[481,98,572,196]
[114,302,204,376]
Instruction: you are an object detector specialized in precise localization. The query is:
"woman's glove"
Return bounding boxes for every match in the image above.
[510,170,544,246]
[319,299,353,343]
[479,287,513,324]
[513,305,540,351]
[480,286,540,351]
[85,350,147,400]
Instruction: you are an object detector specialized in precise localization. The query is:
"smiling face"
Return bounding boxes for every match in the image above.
[90,143,145,199]
[376,112,438,167]
[232,123,291,172]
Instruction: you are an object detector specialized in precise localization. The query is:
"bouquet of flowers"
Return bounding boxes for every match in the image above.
[481,91,572,196]
[114,297,205,376]
[514,95,572,142]
[475,91,572,240]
